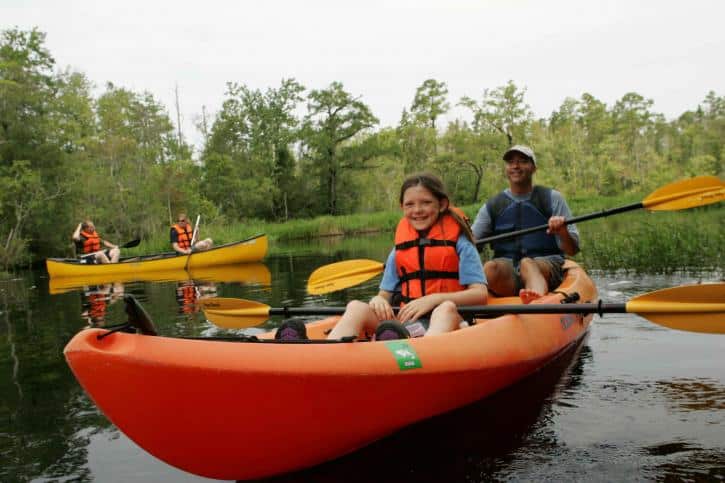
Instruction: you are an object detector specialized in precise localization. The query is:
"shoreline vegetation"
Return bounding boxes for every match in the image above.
[121,194,723,274]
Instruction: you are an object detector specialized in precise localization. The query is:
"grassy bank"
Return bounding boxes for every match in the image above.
[126,193,723,273]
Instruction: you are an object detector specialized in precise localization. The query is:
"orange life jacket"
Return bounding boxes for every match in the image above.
[178,283,197,314]
[88,293,107,320]
[80,230,101,254]
[172,223,193,250]
[394,213,464,303]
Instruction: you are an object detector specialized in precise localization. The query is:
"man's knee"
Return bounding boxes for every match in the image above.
[195,239,213,251]
[484,260,504,279]
[519,257,537,272]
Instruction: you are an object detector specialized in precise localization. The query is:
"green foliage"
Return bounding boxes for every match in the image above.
[411,79,450,129]
[301,81,379,215]
[202,78,305,220]
[1,26,724,270]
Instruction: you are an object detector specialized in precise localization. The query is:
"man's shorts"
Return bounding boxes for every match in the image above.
[494,255,566,293]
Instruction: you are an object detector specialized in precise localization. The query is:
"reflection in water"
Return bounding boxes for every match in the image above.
[261,337,591,483]
[643,446,725,481]
[48,262,272,295]
[2,252,724,481]
[656,378,725,412]
[176,280,218,316]
[80,283,124,326]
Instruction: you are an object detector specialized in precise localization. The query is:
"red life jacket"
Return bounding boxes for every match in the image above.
[80,230,101,254]
[172,223,193,250]
[394,213,464,303]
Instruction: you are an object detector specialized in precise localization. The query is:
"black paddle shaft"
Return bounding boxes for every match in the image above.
[474,202,644,248]
[269,303,628,318]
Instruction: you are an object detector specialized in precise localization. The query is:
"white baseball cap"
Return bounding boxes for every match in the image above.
[503,145,536,166]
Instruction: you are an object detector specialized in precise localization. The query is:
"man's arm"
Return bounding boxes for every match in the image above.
[172,242,190,255]
[471,203,492,240]
[72,223,83,241]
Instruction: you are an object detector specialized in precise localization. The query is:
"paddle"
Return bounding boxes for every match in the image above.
[81,238,141,259]
[184,214,201,271]
[476,175,724,247]
[199,282,725,334]
[307,176,724,294]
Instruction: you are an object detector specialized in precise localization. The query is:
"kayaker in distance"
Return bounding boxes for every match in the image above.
[170,212,213,255]
[471,145,579,304]
[72,220,120,263]
[277,173,488,341]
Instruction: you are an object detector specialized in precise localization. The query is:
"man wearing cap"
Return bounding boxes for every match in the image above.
[471,145,579,303]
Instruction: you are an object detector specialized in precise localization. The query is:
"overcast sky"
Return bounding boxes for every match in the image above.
[4,0,725,150]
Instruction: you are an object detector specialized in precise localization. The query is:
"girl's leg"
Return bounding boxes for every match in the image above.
[425,301,462,336]
[327,300,380,339]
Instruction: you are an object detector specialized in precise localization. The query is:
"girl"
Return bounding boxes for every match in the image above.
[276,173,488,341]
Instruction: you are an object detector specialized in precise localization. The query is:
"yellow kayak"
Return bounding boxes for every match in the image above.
[46,234,267,279]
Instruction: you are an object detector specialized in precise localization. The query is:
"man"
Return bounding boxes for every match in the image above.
[170,213,213,255]
[471,145,579,303]
[72,220,120,264]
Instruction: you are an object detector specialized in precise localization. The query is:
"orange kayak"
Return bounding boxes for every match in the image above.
[64,261,596,480]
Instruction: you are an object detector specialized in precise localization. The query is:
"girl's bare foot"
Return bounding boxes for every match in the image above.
[519,288,543,304]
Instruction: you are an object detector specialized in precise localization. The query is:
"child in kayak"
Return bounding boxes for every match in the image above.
[277,173,488,341]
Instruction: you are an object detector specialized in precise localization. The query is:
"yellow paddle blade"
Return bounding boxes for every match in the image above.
[199,298,271,329]
[627,282,725,334]
[307,259,384,295]
[197,297,253,311]
[643,176,724,211]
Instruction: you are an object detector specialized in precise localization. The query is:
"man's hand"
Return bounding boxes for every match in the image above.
[546,216,568,235]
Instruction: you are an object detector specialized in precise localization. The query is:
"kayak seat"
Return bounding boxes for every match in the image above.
[275,320,309,340]
[124,295,158,336]
[374,321,410,341]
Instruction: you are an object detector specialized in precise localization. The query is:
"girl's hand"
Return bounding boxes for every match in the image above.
[397,295,440,323]
[369,295,394,320]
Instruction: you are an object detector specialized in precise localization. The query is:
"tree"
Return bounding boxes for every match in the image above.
[0,28,56,166]
[411,79,450,130]
[202,79,304,220]
[612,92,655,182]
[300,82,378,215]
[397,108,438,172]
[459,80,533,146]
[0,161,60,269]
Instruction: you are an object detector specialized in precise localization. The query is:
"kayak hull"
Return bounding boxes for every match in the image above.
[46,234,267,278]
[64,261,596,480]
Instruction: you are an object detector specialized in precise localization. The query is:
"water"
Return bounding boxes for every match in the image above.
[1,238,724,482]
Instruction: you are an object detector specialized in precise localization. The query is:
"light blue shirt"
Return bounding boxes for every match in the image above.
[379,235,486,292]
